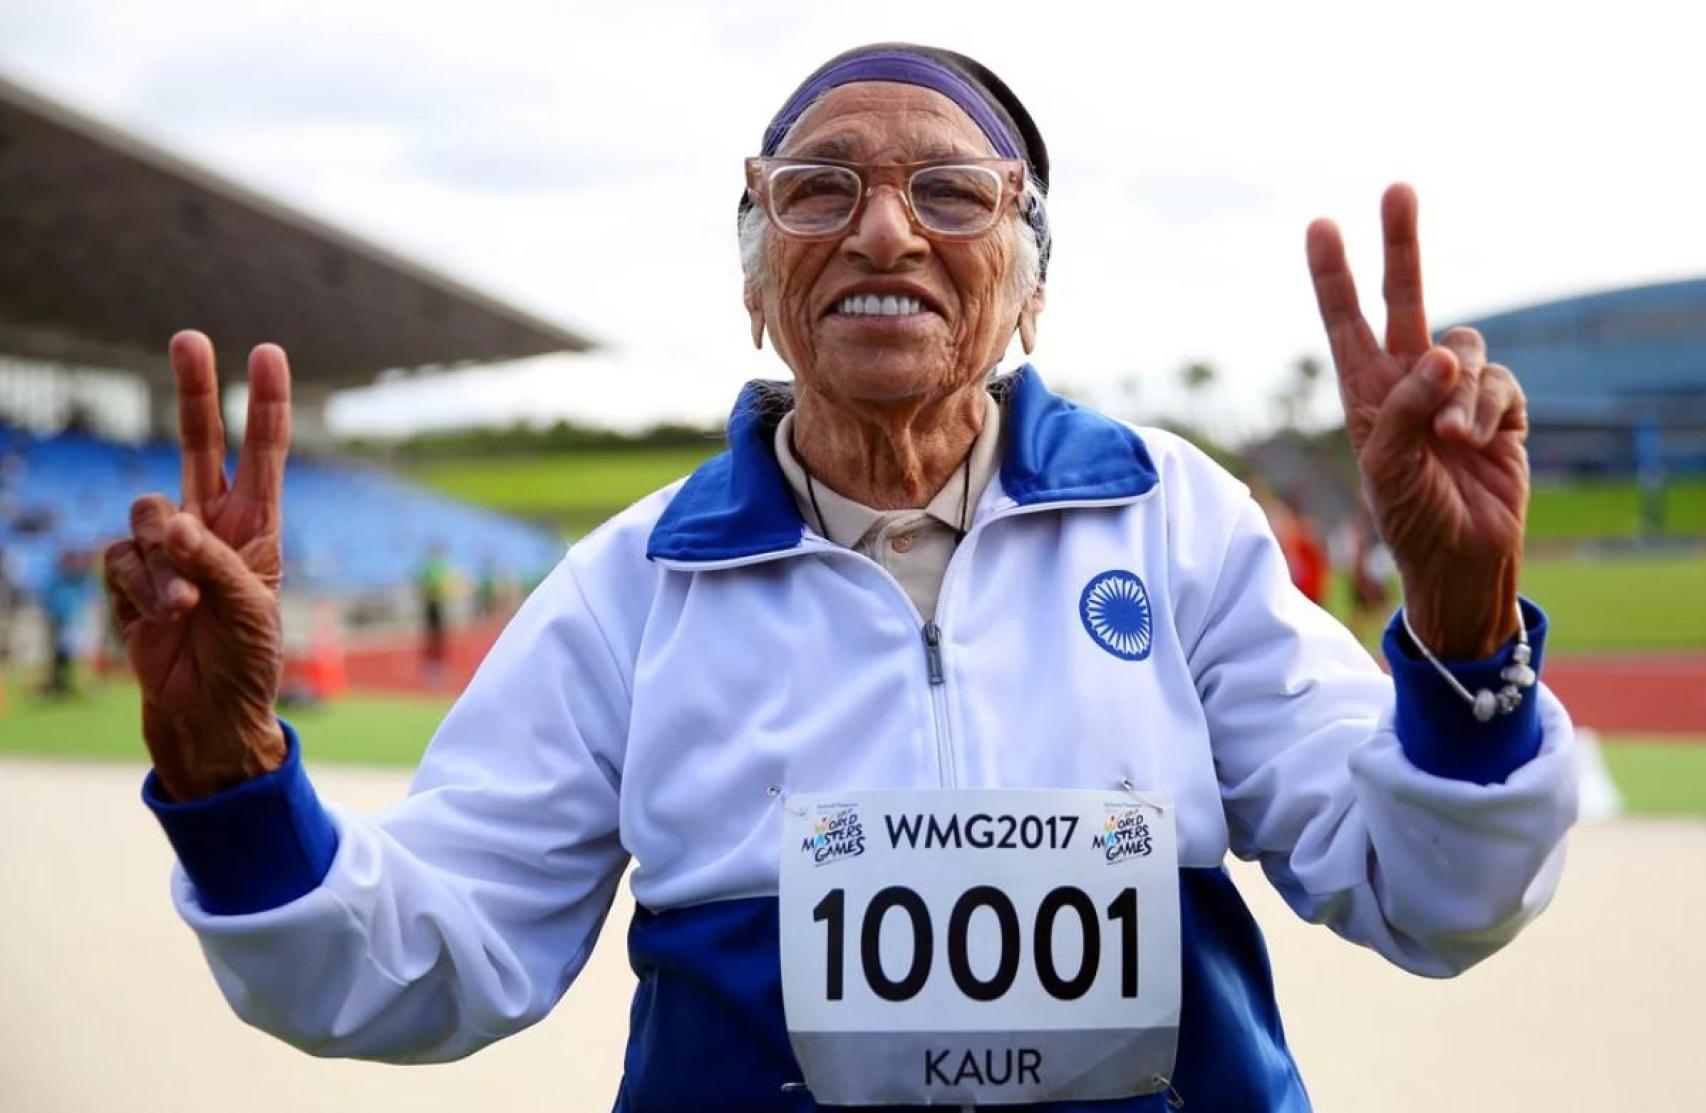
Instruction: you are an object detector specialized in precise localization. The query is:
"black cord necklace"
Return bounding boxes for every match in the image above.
[790,436,973,543]
[952,452,971,541]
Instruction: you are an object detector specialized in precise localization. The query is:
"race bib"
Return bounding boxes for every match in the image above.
[779,788,1181,1106]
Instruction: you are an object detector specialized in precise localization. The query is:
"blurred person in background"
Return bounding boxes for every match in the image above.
[0,443,25,523]
[40,546,96,695]
[1248,478,1329,607]
[1346,501,1397,646]
[105,43,1576,1112]
[1274,488,1330,606]
[0,543,17,709]
[474,550,502,620]
[415,541,450,676]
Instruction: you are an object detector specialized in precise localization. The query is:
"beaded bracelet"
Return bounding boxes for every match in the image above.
[1400,606,1536,722]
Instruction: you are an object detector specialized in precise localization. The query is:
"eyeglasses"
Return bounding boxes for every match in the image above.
[745,156,1026,242]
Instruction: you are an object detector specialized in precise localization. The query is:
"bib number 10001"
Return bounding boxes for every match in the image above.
[812,884,1140,1003]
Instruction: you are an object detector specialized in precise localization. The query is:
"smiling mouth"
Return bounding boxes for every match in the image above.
[831,293,932,318]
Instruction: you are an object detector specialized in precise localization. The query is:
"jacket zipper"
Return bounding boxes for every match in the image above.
[913,490,1163,788]
[920,620,955,785]
[657,488,1163,791]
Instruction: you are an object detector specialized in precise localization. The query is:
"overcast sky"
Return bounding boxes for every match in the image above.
[3,0,1701,439]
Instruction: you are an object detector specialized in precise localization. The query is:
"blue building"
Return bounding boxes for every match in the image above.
[1457,278,1706,477]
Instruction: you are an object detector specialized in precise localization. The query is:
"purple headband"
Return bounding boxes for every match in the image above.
[761,50,1025,160]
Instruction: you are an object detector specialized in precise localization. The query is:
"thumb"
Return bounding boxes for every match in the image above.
[162,513,263,601]
[1363,347,1458,470]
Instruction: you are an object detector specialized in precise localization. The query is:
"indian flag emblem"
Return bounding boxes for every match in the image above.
[1079,570,1154,661]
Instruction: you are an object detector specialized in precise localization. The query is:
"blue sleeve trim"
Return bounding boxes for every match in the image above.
[141,720,338,915]
[1384,598,1549,786]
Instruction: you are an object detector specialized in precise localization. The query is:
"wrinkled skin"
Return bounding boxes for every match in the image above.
[104,332,290,799]
[746,82,1043,508]
[1306,185,1527,658]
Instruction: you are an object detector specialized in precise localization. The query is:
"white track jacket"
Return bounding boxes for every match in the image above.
[145,366,1578,1113]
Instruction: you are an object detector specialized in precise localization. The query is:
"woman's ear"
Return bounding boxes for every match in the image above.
[746,290,765,350]
[1017,282,1045,354]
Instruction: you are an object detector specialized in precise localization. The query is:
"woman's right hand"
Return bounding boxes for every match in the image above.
[104,331,293,801]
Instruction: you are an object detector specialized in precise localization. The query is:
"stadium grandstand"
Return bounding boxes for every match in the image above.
[1457,278,1706,478]
[0,431,568,596]
[1246,278,1706,538]
[0,72,592,671]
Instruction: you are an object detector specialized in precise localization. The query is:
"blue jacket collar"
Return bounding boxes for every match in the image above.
[646,364,1158,563]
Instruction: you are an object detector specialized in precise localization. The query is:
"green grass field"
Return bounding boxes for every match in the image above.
[1599,739,1706,817]
[1528,477,1706,541]
[1329,554,1706,654]
[0,677,449,767]
[407,448,719,537]
[1519,554,1706,651]
[1322,551,1706,654]
[3,675,1703,817]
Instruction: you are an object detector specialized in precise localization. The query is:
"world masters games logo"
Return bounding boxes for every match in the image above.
[800,803,866,866]
[1093,805,1154,864]
[1079,570,1154,661]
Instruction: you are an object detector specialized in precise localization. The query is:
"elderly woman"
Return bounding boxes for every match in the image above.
[112,43,1575,1113]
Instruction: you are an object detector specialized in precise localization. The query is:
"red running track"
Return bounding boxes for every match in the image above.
[340,623,1706,737]
[340,619,510,699]
[1538,655,1706,737]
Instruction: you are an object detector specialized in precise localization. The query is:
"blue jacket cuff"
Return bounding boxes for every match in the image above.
[141,720,338,915]
[1384,598,1548,785]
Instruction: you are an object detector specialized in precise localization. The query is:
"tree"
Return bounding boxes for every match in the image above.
[1276,355,1326,431]
[1180,361,1217,396]
[1295,355,1323,393]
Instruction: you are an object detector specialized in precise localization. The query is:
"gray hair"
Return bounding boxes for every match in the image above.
[740,174,1049,309]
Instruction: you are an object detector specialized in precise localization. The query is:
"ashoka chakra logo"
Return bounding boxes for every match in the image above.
[1079,570,1154,661]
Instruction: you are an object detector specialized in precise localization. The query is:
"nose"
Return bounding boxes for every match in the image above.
[840,185,929,271]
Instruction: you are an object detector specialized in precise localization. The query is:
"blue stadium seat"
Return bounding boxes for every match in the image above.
[4,431,565,595]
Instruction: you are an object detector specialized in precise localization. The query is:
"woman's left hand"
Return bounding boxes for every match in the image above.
[1306,184,1527,659]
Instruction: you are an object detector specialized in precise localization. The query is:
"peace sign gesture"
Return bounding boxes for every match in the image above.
[103,331,292,801]
[1306,185,1526,659]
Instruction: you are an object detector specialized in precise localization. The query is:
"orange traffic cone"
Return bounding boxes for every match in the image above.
[308,600,347,700]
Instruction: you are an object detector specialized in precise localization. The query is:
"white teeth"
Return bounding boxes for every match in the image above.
[837,294,925,317]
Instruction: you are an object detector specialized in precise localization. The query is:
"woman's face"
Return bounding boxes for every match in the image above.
[748,82,1042,409]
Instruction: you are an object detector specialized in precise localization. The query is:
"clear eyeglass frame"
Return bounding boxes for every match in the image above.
[744,156,1027,242]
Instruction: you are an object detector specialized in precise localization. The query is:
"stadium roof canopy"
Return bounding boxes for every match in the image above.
[1456,278,1706,427]
[0,72,595,390]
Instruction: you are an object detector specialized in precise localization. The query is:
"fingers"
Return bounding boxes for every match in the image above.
[1430,327,1527,446]
[1361,348,1460,483]
[1306,218,1382,377]
[161,512,265,605]
[103,539,150,627]
[1437,325,1486,365]
[1434,326,1486,440]
[115,494,266,626]
[104,537,200,626]
[1380,183,1431,360]
[120,496,201,622]
[171,330,227,511]
[1472,363,1528,445]
[234,343,292,510]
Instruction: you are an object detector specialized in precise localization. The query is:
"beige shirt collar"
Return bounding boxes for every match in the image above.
[774,392,1005,548]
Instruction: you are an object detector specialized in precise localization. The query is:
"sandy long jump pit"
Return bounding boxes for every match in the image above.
[1,758,1699,1113]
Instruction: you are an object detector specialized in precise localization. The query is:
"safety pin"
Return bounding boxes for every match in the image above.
[766,784,808,816]
[1121,778,1168,814]
[1151,1074,1186,1109]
